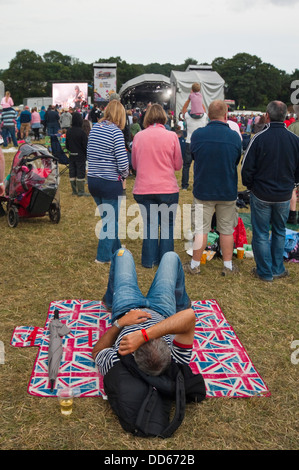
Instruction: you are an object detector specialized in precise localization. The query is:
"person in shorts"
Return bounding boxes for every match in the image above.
[183,100,242,276]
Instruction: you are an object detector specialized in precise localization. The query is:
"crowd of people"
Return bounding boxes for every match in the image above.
[89,95,299,431]
[0,94,101,148]
[1,86,299,436]
[1,90,299,275]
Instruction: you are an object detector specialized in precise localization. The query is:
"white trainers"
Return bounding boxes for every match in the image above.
[95,259,111,265]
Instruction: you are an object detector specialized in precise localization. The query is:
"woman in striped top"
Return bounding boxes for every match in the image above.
[87,100,129,263]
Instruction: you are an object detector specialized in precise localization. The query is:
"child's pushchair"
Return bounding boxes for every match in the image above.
[0,143,61,228]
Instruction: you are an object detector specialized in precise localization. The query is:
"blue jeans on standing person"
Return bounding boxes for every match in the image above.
[2,126,18,147]
[181,143,192,189]
[47,127,59,136]
[93,196,122,262]
[250,192,290,280]
[103,248,191,322]
[134,193,179,268]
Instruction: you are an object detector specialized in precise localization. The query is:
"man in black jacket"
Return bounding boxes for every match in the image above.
[241,101,299,282]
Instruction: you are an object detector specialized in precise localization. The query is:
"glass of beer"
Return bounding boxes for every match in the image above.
[57,387,74,416]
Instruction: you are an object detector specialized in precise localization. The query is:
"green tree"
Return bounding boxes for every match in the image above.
[2,49,295,107]
[2,49,45,103]
[212,52,287,109]
[43,51,73,67]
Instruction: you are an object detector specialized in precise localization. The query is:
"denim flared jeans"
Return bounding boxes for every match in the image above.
[133,193,179,268]
[93,196,122,262]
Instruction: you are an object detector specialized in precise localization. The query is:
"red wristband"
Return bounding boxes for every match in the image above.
[141,329,149,342]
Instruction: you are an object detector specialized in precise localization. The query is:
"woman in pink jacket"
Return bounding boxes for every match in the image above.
[132,104,182,268]
[30,107,42,140]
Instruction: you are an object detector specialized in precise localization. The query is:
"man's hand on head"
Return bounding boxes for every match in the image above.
[118,309,152,328]
[117,309,151,356]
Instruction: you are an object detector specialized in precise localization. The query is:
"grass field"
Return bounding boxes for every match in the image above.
[0,143,298,451]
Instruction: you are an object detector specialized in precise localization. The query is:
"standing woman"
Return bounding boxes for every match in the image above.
[66,112,89,196]
[87,100,129,264]
[132,103,183,268]
[30,107,41,140]
[1,91,14,109]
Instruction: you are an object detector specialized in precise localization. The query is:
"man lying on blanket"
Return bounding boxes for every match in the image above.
[92,248,195,377]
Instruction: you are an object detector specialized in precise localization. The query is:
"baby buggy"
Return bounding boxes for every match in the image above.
[1,143,61,228]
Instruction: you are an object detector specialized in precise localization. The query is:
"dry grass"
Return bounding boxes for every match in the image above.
[0,145,298,450]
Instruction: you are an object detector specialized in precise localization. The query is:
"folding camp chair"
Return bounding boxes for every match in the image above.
[50,135,69,176]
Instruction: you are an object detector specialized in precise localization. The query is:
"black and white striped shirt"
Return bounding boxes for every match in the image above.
[0,108,18,127]
[95,309,193,376]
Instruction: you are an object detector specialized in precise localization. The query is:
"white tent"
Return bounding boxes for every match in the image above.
[170,66,225,118]
[0,81,5,103]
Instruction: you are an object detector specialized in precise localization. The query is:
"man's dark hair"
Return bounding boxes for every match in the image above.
[134,338,172,376]
[266,101,287,122]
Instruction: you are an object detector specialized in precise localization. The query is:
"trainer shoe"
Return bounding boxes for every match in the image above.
[183,262,201,275]
[221,263,239,276]
[251,267,273,282]
[273,269,289,279]
[95,259,111,265]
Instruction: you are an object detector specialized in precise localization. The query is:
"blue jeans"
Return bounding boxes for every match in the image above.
[250,193,290,280]
[47,127,59,136]
[103,248,190,321]
[134,193,179,268]
[181,143,192,189]
[93,196,122,262]
[2,126,18,147]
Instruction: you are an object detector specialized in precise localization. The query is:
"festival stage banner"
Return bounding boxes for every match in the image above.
[93,63,117,103]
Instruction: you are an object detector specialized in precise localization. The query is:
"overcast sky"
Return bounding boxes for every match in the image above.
[1,0,298,74]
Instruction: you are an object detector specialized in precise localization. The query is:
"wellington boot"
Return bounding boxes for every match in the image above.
[77,179,90,197]
[70,179,78,196]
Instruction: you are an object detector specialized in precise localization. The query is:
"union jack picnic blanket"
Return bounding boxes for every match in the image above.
[10,299,270,398]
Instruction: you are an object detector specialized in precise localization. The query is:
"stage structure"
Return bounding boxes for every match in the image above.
[119,74,171,108]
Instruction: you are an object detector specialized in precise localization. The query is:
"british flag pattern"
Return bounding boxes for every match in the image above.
[10,299,270,398]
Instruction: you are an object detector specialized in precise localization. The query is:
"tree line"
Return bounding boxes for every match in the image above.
[0,49,298,109]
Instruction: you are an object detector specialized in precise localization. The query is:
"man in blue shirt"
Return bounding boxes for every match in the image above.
[20,106,31,140]
[183,100,242,276]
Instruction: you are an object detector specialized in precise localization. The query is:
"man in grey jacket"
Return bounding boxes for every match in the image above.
[60,108,72,132]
